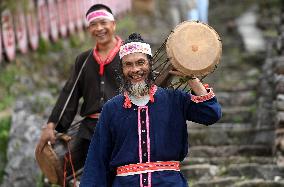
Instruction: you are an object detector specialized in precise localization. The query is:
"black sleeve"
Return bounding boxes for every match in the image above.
[47,55,83,132]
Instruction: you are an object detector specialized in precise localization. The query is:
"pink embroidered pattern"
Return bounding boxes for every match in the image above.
[119,42,152,59]
[86,10,114,24]
[145,107,152,187]
[123,85,158,108]
[190,88,215,103]
[138,106,152,187]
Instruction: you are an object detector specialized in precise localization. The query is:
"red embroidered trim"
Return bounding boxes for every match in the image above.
[93,36,122,76]
[123,85,158,108]
[149,85,157,103]
[123,92,132,108]
[203,83,209,89]
[191,88,215,103]
[116,161,180,176]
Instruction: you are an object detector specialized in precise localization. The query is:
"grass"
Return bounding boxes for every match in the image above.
[0,116,11,184]
[0,65,18,111]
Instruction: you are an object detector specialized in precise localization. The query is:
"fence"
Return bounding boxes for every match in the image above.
[0,0,132,63]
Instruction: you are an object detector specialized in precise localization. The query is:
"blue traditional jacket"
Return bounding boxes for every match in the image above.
[80,86,221,187]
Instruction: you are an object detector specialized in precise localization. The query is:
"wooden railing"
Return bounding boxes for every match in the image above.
[0,0,132,63]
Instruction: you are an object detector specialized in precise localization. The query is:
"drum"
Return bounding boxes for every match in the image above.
[35,123,85,186]
[153,21,222,88]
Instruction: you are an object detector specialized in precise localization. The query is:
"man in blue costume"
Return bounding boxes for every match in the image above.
[80,33,221,187]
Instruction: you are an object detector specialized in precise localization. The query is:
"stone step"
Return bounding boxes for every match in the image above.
[182,156,277,166]
[219,106,255,123]
[181,163,284,182]
[187,123,275,146]
[190,176,240,187]
[181,164,219,181]
[205,67,259,92]
[234,179,284,187]
[188,145,272,157]
[225,164,284,180]
[191,178,284,187]
[216,91,256,107]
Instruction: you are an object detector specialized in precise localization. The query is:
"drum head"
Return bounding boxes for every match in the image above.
[35,144,63,185]
[166,21,222,76]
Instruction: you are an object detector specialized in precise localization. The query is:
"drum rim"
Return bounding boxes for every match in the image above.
[166,21,222,76]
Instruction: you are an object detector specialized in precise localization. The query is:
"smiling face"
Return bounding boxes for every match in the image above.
[122,53,150,84]
[87,16,116,45]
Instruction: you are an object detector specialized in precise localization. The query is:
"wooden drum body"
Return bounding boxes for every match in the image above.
[166,21,222,77]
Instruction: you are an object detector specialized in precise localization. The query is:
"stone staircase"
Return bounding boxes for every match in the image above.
[179,4,284,186]
[180,54,284,186]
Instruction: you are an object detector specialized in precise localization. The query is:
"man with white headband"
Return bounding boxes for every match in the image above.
[36,4,122,175]
[80,33,221,186]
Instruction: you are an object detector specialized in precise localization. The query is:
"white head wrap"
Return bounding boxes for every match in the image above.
[119,42,152,59]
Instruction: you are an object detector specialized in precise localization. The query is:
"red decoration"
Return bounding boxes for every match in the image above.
[38,0,50,41]
[0,29,2,63]
[57,0,68,37]
[26,0,39,50]
[48,0,59,41]
[14,9,28,54]
[1,9,16,61]
[66,0,75,34]
[93,36,122,76]
[191,88,215,103]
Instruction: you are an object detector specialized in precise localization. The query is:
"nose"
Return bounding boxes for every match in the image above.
[94,23,103,31]
[131,64,141,73]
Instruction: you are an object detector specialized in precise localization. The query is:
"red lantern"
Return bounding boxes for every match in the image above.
[48,0,59,41]
[0,29,2,63]
[14,8,28,54]
[37,0,50,41]
[57,0,68,37]
[26,0,39,50]
[66,0,75,34]
[83,0,90,27]
[1,10,16,61]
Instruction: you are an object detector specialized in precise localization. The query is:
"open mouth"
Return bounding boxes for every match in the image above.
[129,73,145,83]
[96,32,107,38]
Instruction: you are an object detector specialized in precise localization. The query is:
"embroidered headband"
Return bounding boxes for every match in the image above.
[86,10,114,25]
[119,42,152,59]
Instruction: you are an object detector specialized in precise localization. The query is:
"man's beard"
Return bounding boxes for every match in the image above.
[127,81,149,97]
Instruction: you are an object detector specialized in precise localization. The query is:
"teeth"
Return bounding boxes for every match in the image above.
[97,33,105,37]
[132,75,142,79]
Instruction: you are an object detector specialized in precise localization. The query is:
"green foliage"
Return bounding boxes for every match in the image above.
[38,38,51,55]
[0,96,13,111]
[36,174,44,187]
[0,116,11,183]
[69,33,83,48]
[51,184,61,187]
[116,15,137,38]
[34,37,64,57]
[0,65,18,110]
[0,0,29,13]
[51,40,64,52]
[0,65,17,90]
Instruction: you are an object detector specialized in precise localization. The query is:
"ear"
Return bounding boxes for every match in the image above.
[112,21,116,30]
